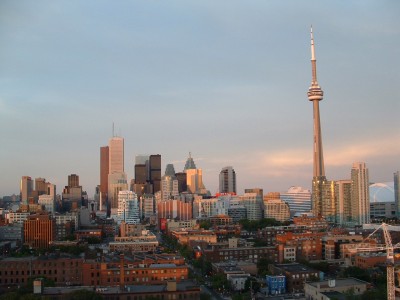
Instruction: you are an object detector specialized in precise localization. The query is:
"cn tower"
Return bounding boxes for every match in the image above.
[307,27,329,218]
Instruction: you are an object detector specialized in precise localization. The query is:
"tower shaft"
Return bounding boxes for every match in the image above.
[308,27,325,178]
[308,27,332,219]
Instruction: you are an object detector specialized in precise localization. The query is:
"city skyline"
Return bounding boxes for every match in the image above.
[1,2,399,197]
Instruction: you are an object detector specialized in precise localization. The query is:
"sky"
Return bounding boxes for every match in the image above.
[0,1,399,198]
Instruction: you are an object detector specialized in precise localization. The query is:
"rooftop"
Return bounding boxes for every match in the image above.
[274,263,318,273]
[307,278,369,288]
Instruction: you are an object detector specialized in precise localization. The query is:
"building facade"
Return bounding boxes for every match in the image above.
[219,166,236,194]
[23,213,56,249]
[351,162,370,225]
[117,191,140,224]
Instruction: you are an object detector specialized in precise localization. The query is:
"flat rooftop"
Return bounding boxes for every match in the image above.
[307,278,369,288]
[274,263,318,273]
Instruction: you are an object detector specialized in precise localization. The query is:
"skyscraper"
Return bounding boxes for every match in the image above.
[109,136,124,174]
[117,190,140,224]
[334,180,352,225]
[219,166,237,194]
[20,176,33,204]
[394,171,400,218]
[149,154,161,193]
[108,136,126,210]
[68,174,79,188]
[307,27,334,220]
[183,153,207,194]
[100,146,109,209]
[161,174,179,201]
[351,162,370,225]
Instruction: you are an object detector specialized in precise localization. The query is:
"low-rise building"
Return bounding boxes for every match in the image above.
[304,278,369,300]
[203,245,278,263]
[109,233,159,253]
[171,229,218,245]
[269,263,321,293]
[266,275,286,295]
[0,254,83,287]
[39,280,200,300]
[82,254,189,287]
[227,273,250,291]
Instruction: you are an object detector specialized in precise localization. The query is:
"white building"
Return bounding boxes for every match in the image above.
[38,194,55,214]
[117,191,140,224]
[141,194,155,218]
[6,211,30,224]
[161,175,179,201]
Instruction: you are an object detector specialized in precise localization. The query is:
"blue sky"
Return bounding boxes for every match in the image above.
[0,1,399,197]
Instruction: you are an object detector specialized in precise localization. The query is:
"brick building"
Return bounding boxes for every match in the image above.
[24,213,56,249]
[170,229,217,245]
[203,245,278,263]
[276,232,323,261]
[269,263,320,293]
[82,254,189,287]
[0,254,83,287]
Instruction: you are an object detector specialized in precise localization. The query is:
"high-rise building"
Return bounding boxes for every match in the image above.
[157,200,192,221]
[100,146,109,209]
[245,188,263,199]
[394,171,400,218]
[264,199,290,222]
[149,154,161,193]
[161,174,179,201]
[20,176,33,204]
[219,166,237,194]
[307,27,335,220]
[239,193,263,221]
[107,136,125,210]
[351,162,370,225]
[38,195,56,214]
[117,191,140,224]
[141,194,155,219]
[62,174,83,211]
[175,172,187,193]
[109,136,124,174]
[108,172,128,210]
[35,178,47,196]
[68,174,80,188]
[334,180,352,225]
[183,153,207,194]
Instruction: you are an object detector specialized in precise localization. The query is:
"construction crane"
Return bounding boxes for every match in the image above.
[348,223,400,300]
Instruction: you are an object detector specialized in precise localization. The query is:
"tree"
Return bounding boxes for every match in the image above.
[257,257,272,276]
[199,220,212,230]
[211,273,229,290]
[244,277,260,293]
[200,293,211,300]
[343,266,371,282]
